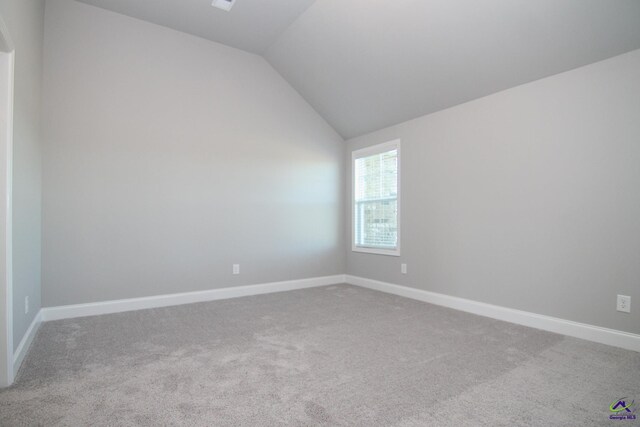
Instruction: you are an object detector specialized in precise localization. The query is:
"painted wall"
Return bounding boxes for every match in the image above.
[0,0,44,351]
[346,49,640,334]
[41,0,344,307]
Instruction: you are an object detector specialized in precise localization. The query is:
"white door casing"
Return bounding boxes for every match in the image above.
[0,14,15,388]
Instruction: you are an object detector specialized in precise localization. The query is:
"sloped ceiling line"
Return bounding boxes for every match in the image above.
[76,0,640,139]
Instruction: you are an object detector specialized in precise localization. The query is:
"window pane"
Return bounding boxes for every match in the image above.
[355,149,397,202]
[355,199,398,248]
[354,147,398,250]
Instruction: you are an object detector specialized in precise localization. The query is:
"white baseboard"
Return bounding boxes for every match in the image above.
[41,275,347,322]
[13,310,42,378]
[346,275,640,353]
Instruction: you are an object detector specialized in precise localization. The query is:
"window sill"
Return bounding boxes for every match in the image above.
[352,246,400,257]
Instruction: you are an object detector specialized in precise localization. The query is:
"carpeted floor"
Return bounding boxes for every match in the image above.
[1,284,638,426]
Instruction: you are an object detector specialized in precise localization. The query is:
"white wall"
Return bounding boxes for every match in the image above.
[41,0,344,306]
[0,0,44,351]
[346,49,640,334]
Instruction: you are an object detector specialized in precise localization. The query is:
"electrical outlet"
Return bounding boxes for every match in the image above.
[25,296,29,314]
[233,264,240,275]
[401,263,407,274]
[617,295,631,313]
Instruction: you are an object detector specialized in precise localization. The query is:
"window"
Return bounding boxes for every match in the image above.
[352,140,400,256]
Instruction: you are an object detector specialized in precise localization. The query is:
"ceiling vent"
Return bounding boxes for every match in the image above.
[212,0,236,12]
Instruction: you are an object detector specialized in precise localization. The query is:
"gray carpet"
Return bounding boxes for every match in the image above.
[1,284,638,426]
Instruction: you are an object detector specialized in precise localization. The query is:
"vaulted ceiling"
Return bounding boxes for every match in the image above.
[76,0,640,139]
[75,0,317,54]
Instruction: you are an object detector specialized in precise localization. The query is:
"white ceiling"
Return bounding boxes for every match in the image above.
[75,0,316,54]
[75,0,640,139]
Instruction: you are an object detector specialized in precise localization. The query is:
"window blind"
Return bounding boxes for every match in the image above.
[354,148,398,250]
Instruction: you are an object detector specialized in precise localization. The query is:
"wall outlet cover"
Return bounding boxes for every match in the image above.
[616,295,631,313]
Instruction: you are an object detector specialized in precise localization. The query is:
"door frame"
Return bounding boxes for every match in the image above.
[0,14,15,388]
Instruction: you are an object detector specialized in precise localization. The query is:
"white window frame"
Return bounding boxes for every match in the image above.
[351,140,401,256]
